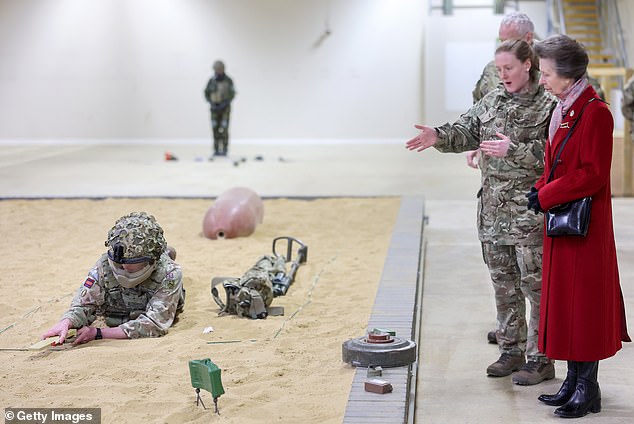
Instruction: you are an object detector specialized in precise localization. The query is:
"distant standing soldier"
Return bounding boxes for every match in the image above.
[204,60,236,159]
[41,212,185,344]
[621,74,634,140]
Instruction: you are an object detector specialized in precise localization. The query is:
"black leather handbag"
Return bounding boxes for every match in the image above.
[544,98,598,238]
[546,196,592,237]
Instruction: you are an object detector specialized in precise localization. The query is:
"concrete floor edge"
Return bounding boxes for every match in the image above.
[342,196,425,424]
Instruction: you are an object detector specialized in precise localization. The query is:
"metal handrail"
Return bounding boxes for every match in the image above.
[545,0,565,36]
[547,0,626,65]
[602,0,629,69]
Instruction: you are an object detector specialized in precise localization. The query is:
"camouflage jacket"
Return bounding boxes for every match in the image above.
[622,75,634,122]
[472,60,500,103]
[435,81,556,245]
[62,253,185,338]
[204,75,235,107]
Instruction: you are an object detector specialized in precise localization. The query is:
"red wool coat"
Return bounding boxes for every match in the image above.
[534,86,631,361]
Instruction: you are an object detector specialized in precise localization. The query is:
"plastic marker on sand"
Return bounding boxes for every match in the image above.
[0,329,77,351]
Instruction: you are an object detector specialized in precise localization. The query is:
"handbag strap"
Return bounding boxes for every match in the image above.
[546,97,601,183]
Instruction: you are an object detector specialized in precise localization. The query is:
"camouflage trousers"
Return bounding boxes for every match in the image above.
[210,106,231,155]
[482,242,548,362]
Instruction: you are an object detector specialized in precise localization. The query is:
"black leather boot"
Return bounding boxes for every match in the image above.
[554,361,601,418]
[538,361,577,406]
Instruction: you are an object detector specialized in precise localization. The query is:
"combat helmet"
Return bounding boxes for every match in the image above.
[105,212,166,265]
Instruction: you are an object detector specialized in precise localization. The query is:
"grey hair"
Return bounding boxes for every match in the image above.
[500,12,534,37]
[534,34,589,81]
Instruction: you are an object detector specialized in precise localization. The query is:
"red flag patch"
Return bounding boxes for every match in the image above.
[83,277,95,288]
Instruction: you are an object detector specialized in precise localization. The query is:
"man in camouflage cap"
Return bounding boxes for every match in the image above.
[204,60,236,160]
[42,212,185,344]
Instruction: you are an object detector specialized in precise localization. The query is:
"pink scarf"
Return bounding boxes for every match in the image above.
[548,77,589,142]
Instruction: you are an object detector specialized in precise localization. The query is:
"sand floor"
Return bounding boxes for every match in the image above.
[0,197,400,424]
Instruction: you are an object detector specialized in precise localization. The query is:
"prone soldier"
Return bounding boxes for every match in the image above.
[41,212,185,344]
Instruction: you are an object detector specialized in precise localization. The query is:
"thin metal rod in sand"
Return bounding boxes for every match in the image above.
[273,255,338,339]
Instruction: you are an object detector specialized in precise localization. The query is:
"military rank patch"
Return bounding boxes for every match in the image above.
[83,277,95,288]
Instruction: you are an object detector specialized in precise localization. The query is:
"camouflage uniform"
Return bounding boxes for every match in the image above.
[472,60,499,103]
[622,75,634,140]
[435,81,556,362]
[204,61,236,156]
[61,213,185,338]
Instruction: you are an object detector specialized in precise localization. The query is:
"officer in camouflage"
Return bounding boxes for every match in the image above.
[468,13,536,349]
[41,212,185,344]
[406,40,557,385]
[621,74,634,141]
[204,60,236,159]
[466,12,606,348]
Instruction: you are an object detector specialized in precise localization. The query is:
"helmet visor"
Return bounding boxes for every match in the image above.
[107,249,153,265]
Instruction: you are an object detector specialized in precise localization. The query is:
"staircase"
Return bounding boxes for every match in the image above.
[558,0,626,101]
[561,0,614,68]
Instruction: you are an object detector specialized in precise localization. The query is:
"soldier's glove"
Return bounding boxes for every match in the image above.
[525,187,544,214]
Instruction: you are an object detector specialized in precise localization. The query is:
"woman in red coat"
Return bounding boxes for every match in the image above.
[526,35,631,418]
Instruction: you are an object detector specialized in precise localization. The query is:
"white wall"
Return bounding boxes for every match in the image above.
[0,0,425,140]
[2,0,625,141]
[423,13,500,125]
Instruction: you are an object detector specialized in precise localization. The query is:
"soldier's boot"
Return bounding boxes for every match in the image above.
[486,353,525,377]
[487,330,498,344]
[554,361,601,418]
[512,359,555,385]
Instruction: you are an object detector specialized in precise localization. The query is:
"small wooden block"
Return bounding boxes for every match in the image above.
[364,379,393,394]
